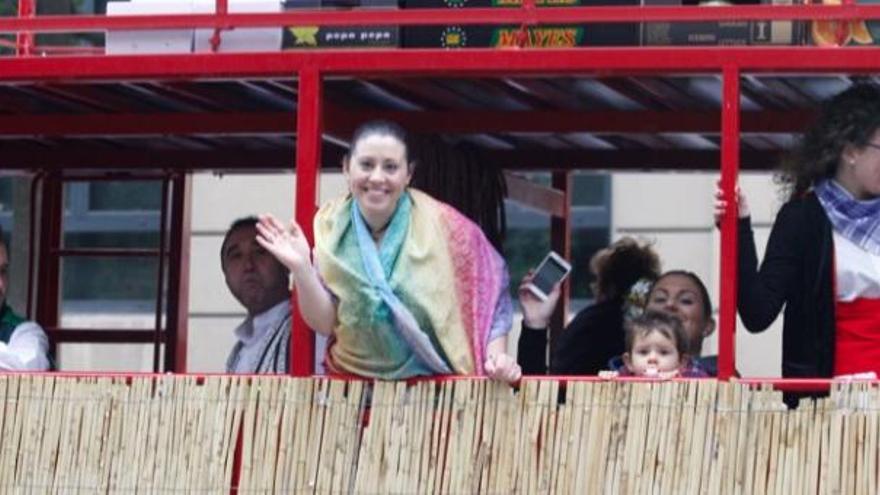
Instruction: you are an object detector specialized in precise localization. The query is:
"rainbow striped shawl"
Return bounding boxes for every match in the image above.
[314,188,512,380]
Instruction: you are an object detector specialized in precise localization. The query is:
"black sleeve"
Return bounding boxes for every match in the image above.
[737,203,804,333]
[517,322,548,375]
[549,305,622,376]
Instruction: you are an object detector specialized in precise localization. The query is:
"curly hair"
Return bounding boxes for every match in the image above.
[595,237,661,301]
[779,83,880,199]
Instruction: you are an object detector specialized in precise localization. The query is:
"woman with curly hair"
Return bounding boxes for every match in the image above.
[517,237,661,375]
[716,83,880,382]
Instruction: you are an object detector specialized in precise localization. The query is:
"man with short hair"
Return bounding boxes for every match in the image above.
[0,226,50,371]
[221,216,295,373]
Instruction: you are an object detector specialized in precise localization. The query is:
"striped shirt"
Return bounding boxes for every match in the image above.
[226,300,291,374]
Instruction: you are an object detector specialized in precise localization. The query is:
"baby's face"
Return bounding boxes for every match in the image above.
[627,330,681,376]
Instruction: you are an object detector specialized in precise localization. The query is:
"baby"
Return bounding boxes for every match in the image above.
[604,310,707,378]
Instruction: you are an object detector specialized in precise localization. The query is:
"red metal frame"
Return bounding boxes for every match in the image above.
[4,49,880,81]
[291,67,322,377]
[14,0,33,56]
[717,66,740,381]
[35,174,63,353]
[0,109,818,137]
[5,1,879,393]
[33,172,189,372]
[3,4,880,34]
[548,172,572,372]
[25,171,43,318]
[152,178,170,373]
[165,174,192,372]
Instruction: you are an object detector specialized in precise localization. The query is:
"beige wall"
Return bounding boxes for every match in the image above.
[186,172,347,373]
[610,172,784,377]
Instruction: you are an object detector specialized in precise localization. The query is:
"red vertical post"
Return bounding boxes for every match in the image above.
[210,0,229,52]
[166,173,192,372]
[36,173,63,355]
[152,177,170,373]
[548,172,571,371]
[291,66,322,377]
[26,172,44,318]
[16,0,35,56]
[718,65,740,380]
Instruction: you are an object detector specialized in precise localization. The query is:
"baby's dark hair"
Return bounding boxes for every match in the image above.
[624,310,689,359]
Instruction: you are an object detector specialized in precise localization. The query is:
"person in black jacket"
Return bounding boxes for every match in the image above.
[517,237,660,375]
[716,84,880,391]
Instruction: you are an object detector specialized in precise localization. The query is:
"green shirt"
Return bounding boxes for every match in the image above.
[0,303,25,344]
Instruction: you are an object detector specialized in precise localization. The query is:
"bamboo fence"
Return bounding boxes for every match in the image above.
[0,375,876,494]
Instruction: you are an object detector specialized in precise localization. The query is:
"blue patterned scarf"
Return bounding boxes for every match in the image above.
[815,179,880,256]
[350,194,452,375]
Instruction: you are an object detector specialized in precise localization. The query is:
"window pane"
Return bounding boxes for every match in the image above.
[0,177,12,212]
[503,227,551,299]
[89,181,163,211]
[572,173,608,207]
[65,231,160,250]
[61,253,160,301]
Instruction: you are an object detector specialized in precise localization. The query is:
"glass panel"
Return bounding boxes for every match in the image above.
[89,181,163,211]
[503,226,550,299]
[34,0,106,50]
[64,231,160,250]
[61,255,160,302]
[571,173,608,207]
[0,4,12,55]
[0,177,12,212]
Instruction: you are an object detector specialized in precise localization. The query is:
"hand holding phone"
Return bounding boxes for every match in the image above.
[526,251,572,301]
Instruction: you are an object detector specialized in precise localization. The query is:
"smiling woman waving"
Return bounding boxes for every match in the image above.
[256,120,521,383]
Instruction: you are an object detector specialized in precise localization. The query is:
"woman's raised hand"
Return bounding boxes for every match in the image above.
[714,181,750,226]
[255,214,312,274]
[517,270,561,329]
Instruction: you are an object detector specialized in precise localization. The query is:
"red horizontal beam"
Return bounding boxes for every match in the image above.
[0,144,338,170]
[327,108,815,135]
[737,378,834,393]
[0,146,780,171]
[46,328,162,343]
[1,5,880,34]
[0,370,844,393]
[0,109,815,137]
[2,49,880,82]
[0,112,296,137]
[490,148,783,170]
[52,248,163,257]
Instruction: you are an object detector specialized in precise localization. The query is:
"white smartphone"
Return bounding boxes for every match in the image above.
[527,251,572,301]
